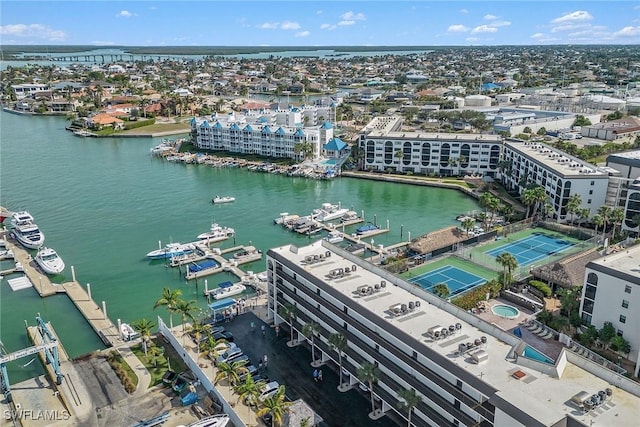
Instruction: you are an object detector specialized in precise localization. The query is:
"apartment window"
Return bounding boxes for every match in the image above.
[622,300,629,309]
[620,315,627,324]
[617,330,624,337]
[591,180,595,185]
[625,285,632,294]
[589,190,593,195]
[588,199,592,204]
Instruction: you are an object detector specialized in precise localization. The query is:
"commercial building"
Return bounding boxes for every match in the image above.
[500,141,608,222]
[358,116,502,176]
[579,244,640,376]
[190,108,338,160]
[267,240,640,427]
[582,117,640,141]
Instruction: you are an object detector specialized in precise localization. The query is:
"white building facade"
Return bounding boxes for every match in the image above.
[579,245,640,376]
[191,109,335,160]
[267,240,640,427]
[359,116,502,176]
[500,141,608,222]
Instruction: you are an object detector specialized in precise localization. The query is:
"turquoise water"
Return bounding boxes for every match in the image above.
[491,304,520,318]
[523,346,555,364]
[0,110,479,382]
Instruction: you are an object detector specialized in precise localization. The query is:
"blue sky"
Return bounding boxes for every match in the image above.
[1,1,639,46]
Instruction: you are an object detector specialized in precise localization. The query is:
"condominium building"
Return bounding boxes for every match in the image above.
[622,179,640,234]
[500,141,608,222]
[579,244,640,376]
[190,108,336,160]
[358,116,502,176]
[266,240,640,427]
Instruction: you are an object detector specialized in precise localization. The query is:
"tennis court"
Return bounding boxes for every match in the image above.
[411,265,487,297]
[485,232,576,265]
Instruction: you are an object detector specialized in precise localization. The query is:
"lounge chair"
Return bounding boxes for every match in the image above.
[541,331,554,340]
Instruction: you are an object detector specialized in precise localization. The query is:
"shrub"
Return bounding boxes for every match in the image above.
[529,280,552,297]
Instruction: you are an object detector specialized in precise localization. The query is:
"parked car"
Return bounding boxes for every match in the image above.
[172,374,191,393]
[258,381,281,402]
[215,347,243,365]
[162,370,178,386]
[212,330,234,342]
[238,364,259,382]
[228,354,250,366]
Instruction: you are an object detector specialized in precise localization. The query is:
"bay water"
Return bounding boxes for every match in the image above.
[0,110,478,382]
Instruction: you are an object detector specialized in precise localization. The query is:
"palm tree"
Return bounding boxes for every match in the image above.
[597,205,612,238]
[397,388,422,427]
[357,362,381,417]
[610,207,625,240]
[566,194,582,226]
[495,252,518,289]
[173,299,198,331]
[184,320,210,359]
[577,207,591,227]
[279,303,298,345]
[461,217,475,235]
[522,188,537,219]
[214,360,246,388]
[154,287,183,329]
[199,335,227,361]
[592,214,605,239]
[328,333,348,388]
[131,318,156,356]
[147,343,163,367]
[234,374,264,414]
[532,186,549,218]
[302,322,321,365]
[256,385,291,427]
[432,283,451,299]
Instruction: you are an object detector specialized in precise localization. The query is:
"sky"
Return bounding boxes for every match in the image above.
[0,1,639,46]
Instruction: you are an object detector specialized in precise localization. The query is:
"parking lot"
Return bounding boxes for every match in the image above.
[222,312,401,427]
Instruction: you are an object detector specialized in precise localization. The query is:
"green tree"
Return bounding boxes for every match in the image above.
[496,252,518,289]
[522,188,537,219]
[592,213,605,238]
[174,299,198,332]
[610,335,631,357]
[536,127,547,136]
[215,360,247,389]
[153,287,182,329]
[610,207,625,240]
[131,318,156,356]
[573,115,592,127]
[279,303,297,345]
[397,388,422,427]
[234,374,264,414]
[199,335,227,361]
[598,322,616,350]
[256,385,291,426]
[328,333,348,388]
[432,283,451,299]
[597,205,612,238]
[357,362,381,416]
[302,322,321,364]
[461,217,475,235]
[566,194,582,226]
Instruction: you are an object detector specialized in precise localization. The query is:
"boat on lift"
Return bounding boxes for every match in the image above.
[312,202,349,222]
[146,242,196,260]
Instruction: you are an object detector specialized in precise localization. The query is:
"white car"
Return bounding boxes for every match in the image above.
[258,381,281,402]
[215,347,243,365]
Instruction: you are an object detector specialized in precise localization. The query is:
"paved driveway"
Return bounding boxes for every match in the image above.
[224,312,401,427]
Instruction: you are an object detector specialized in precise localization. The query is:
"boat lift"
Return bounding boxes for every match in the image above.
[0,316,62,403]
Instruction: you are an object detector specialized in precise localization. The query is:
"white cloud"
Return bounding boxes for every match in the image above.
[447,24,469,33]
[490,20,511,28]
[551,10,593,24]
[340,11,366,21]
[613,26,640,37]
[116,10,135,18]
[338,20,355,27]
[484,14,498,20]
[471,25,498,34]
[530,33,545,39]
[530,33,558,43]
[551,23,590,33]
[280,21,301,30]
[320,23,336,30]
[465,37,480,42]
[459,8,469,14]
[295,31,310,38]
[0,23,67,41]
[259,22,279,30]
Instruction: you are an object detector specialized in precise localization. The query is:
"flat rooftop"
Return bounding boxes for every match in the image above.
[505,141,606,178]
[587,245,640,285]
[362,116,501,142]
[271,240,640,427]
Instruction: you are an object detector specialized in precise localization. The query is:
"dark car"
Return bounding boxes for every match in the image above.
[172,374,191,393]
[262,413,273,427]
[212,330,234,342]
[162,370,178,385]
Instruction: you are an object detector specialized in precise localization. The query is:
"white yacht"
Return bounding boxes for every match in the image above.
[313,202,349,222]
[146,242,195,260]
[212,195,235,204]
[197,223,235,241]
[10,211,45,249]
[204,281,246,299]
[35,247,65,275]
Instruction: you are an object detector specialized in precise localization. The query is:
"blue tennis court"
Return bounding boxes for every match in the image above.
[411,265,487,296]
[485,233,575,265]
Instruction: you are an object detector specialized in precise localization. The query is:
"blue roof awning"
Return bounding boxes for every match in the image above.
[208,297,237,312]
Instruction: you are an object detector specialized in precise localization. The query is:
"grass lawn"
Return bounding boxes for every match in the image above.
[107,351,138,393]
[131,337,189,387]
[119,122,191,135]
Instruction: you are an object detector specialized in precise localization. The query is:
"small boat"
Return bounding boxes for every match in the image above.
[324,231,344,244]
[212,195,235,204]
[233,246,262,260]
[183,414,230,427]
[9,211,45,249]
[34,247,65,275]
[313,202,349,222]
[197,223,235,241]
[204,280,246,298]
[146,242,195,260]
[188,259,218,274]
[73,129,93,137]
[121,323,140,341]
[340,210,359,223]
[356,222,379,235]
[0,249,14,260]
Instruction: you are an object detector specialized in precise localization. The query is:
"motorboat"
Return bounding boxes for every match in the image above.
[313,202,349,222]
[10,212,45,249]
[233,246,262,261]
[340,210,359,223]
[197,223,235,241]
[34,247,65,275]
[0,249,14,260]
[212,195,235,204]
[274,212,299,225]
[356,222,379,235]
[146,242,195,260]
[324,231,344,244]
[204,280,246,298]
[121,323,140,341]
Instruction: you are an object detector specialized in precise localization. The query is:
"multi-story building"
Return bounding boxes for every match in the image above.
[579,244,640,376]
[622,179,640,234]
[11,83,50,100]
[358,116,502,176]
[190,109,337,160]
[500,140,608,222]
[267,240,640,427]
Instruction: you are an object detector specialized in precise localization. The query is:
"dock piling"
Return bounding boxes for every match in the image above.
[102,301,107,320]
[71,265,76,282]
[401,224,404,238]
[86,283,91,300]
[117,319,122,340]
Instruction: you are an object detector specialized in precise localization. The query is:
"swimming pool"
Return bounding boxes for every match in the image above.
[491,304,520,319]
[523,346,555,364]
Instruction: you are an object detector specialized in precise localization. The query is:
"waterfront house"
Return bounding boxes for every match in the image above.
[87,113,125,130]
